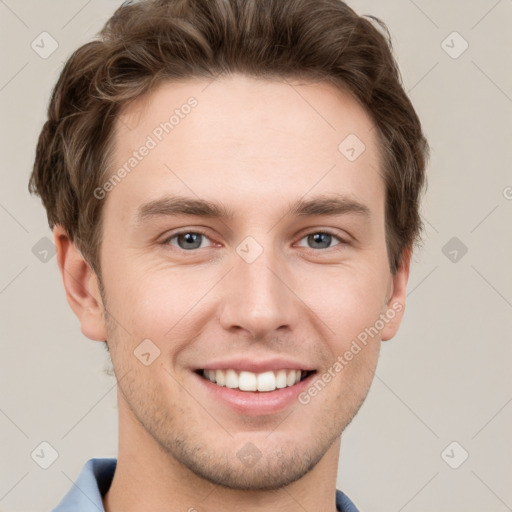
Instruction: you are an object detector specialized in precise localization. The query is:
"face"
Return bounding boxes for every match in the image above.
[90,74,407,490]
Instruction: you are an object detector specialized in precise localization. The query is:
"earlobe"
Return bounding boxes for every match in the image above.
[381,247,412,341]
[53,226,107,342]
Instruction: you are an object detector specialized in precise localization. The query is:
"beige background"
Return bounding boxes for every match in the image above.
[1,1,511,511]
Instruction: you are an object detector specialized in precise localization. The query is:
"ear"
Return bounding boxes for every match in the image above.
[53,225,107,342]
[381,246,412,342]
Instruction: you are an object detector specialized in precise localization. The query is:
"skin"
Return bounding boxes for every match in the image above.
[55,73,410,512]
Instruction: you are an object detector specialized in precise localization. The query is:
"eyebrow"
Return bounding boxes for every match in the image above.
[135,193,371,225]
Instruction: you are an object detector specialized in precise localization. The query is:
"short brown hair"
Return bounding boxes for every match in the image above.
[29,0,429,276]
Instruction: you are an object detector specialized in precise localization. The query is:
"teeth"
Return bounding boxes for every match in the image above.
[275,369,287,389]
[201,368,308,392]
[225,369,238,389]
[215,369,225,386]
[239,371,257,391]
[256,371,275,392]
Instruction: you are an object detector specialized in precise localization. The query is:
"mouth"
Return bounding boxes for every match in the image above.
[194,368,316,393]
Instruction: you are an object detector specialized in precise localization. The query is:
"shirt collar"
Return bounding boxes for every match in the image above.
[52,458,116,512]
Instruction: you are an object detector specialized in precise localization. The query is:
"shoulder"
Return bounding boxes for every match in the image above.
[336,488,360,512]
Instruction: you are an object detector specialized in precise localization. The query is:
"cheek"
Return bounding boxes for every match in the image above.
[295,263,390,342]
[103,263,215,348]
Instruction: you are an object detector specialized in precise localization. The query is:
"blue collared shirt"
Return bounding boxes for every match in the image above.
[52,458,359,512]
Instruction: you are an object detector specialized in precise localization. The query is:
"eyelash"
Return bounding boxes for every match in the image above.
[162,229,348,252]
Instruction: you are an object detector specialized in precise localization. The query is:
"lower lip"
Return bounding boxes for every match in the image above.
[193,371,316,416]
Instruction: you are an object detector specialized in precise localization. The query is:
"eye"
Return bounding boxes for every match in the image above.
[296,231,346,250]
[163,230,214,251]
[162,229,347,252]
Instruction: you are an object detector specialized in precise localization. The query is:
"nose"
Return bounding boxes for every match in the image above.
[218,241,299,340]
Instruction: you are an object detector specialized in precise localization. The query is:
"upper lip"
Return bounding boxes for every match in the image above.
[195,358,316,373]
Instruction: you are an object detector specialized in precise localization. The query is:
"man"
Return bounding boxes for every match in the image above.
[29,0,429,510]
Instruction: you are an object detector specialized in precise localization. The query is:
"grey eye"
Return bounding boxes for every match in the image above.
[298,232,343,250]
[167,232,210,250]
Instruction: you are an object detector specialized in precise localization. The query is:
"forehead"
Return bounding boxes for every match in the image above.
[118,74,378,152]
[107,74,384,220]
